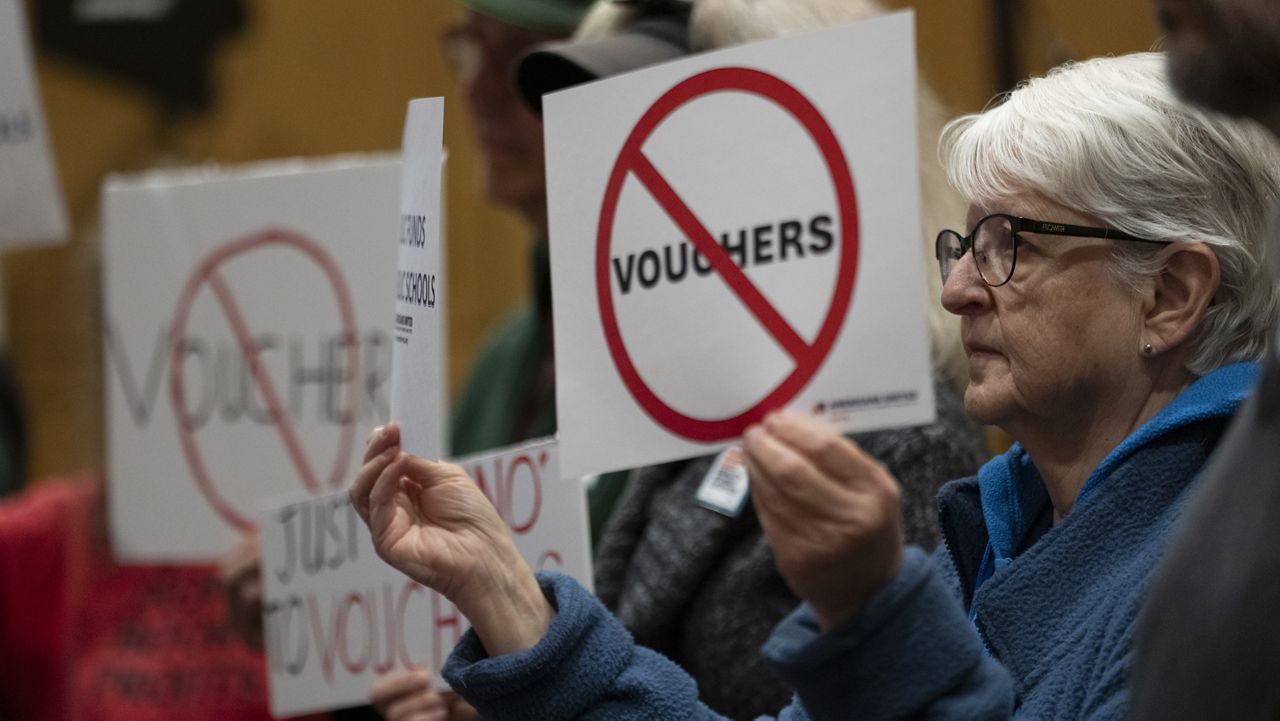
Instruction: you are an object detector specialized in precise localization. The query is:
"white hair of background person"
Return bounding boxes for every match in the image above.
[943,51,1280,375]
[575,0,971,392]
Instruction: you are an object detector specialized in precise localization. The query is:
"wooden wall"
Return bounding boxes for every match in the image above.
[7,0,1161,483]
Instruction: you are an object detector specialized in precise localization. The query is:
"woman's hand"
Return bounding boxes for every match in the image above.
[743,411,904,631]
[369,668,479,721]
[350,423,552,656]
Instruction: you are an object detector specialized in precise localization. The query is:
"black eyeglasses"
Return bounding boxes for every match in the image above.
[935,213,1171,287]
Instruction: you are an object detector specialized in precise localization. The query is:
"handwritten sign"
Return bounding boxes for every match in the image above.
[0,0,68,248]
[390,98,447,460]
[104,156,400,561]
[260,437,590,716]
[451,438,592,582]
[544,12,936,477]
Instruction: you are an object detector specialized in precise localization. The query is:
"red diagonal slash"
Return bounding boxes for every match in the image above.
[595,66,861,442]
[626,150,810,362]
[205,268,321,491]
[169,228,361,530]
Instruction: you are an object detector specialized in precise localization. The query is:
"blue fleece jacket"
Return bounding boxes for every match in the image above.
[441,363,1256,720]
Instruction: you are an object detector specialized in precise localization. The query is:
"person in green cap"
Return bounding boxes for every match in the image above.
[218,6,594,721]
[444,0,592,461]
[448,0,689,549]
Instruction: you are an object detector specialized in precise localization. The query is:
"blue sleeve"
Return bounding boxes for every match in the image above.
[763,547,1014,720]
[439,571,711,719]
[442,573,817,720]
[443,551,1015,720]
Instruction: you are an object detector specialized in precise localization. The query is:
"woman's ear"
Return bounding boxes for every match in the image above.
[1143,243,1221,354]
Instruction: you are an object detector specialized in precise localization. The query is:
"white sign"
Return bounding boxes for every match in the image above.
[0,0,69,249]
[451,438,592,587]
[391,98,447,460]
[260,437,590,716]
[104,156,400,561]
[544,12,936,478]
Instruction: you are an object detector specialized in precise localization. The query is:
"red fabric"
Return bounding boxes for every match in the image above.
[0,477,314,720]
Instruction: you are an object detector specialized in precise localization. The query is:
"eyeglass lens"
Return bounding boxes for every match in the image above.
[936,215,1016,286]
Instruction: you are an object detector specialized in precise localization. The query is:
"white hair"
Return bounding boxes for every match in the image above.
[688,0,880,51]
[942,52,1280,375]
[573,1,634,40]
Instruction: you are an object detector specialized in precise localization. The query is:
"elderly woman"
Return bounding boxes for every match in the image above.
[353,52,1279,719]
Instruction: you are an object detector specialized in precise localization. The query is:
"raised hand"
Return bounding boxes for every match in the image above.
[743,411,904,631]
[350,423,552,656]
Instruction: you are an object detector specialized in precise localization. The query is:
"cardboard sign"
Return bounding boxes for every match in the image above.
[391,98,447,460]
[0,0,69,249]
[260,437,589,716]
[104,156,403,561]
[544,12,936,478]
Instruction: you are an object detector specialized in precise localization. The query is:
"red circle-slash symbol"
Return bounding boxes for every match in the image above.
[596,67,860,442]
[168,228,361,530]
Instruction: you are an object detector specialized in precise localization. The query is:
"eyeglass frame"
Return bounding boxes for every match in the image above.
[934,213,1172,287]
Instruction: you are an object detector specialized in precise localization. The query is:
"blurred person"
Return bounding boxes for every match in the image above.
[1130,1,1280,719]
[445,0,587,458]
[447,0,645,545]
[361,6,691,720]
[0,8,301,718]
[221,3,688,719]
[224,2,588,718]
[350,52,1280,719]
[0,477,319,720]
[514,0,984,716]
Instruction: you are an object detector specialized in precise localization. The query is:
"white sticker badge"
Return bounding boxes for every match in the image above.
[695,445,750,518]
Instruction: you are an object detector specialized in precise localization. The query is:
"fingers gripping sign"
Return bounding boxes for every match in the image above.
[743,411,904,630]
[350,424,397,527]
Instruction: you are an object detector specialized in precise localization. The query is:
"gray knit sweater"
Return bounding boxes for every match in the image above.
[592,380,987,720]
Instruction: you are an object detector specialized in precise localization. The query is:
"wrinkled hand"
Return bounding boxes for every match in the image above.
[369,667,478,721]
[350,423,552,656]
[218,532,265,649]
[743,411,904,631]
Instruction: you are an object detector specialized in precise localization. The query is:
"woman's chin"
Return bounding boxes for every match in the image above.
[962,382,1013,428]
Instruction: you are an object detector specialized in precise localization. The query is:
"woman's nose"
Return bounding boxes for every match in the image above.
[940,251,991,316]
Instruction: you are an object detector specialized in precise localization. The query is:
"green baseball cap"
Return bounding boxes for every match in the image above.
[458,0,594,33]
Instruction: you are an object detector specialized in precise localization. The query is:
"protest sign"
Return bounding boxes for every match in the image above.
[543,12,936,477]
[451,438,592,583]
[390,98,446,460]
[0,0,68,248]
[104,156,402,561]
[261,437,588,716]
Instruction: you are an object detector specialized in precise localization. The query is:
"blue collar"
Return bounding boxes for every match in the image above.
[972,362,1260,599]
